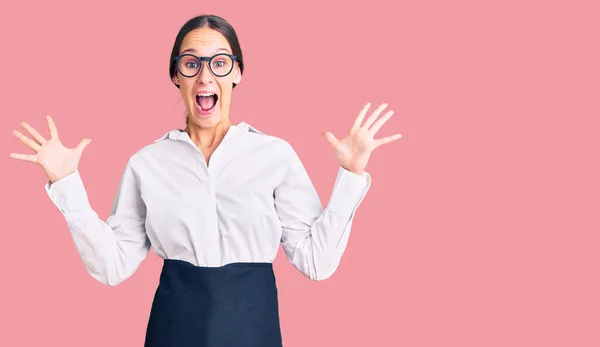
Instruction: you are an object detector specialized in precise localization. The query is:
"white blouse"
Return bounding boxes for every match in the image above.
[45,121,371,286]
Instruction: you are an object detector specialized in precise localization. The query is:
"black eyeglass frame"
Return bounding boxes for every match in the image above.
[172,53,239,78]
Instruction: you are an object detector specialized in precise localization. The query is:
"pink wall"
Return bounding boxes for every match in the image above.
[2,0,599,346]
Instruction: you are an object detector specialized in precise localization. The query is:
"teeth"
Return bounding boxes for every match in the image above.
[198,93,215,97]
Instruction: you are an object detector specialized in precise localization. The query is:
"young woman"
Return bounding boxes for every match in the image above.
[9,14,402,347]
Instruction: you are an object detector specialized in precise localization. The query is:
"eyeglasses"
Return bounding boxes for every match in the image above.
[173,53,239,78]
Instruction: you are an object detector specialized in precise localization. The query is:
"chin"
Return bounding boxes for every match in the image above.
[189,108,223,128]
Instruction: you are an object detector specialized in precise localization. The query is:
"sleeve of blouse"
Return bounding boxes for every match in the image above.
[274,144,371,281]
[44,158,151,286]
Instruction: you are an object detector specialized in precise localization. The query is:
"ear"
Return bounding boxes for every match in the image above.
[172,74,180,86]
[232,65,242,85]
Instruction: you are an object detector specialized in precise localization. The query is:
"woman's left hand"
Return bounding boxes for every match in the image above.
[322,102,402,176]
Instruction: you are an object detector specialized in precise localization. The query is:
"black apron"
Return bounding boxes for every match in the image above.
[144,259,283,347]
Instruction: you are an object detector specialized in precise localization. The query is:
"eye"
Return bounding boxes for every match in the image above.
[213,60,225,67]
[186,61,199,68]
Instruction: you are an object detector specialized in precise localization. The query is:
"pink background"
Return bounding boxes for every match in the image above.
[1,0,599,346]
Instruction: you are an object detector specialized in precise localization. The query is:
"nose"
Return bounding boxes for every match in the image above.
[196,60,214,84]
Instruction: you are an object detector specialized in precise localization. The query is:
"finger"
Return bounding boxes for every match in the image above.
[46,115,59,139]
[362,103,388,130]
[368,110,394,135]
[76,138,92,155]
[322,132,339,147]
[374,133,403,148]
[351,102,371,131]
[20,122,47,144]
[9,152,37,163]
[12,130,41,152]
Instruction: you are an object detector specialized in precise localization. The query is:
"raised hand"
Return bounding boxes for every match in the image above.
[322,102,402,176]
[9,115,92,183]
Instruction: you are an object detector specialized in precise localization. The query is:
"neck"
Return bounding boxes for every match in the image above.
[184,118,232,150]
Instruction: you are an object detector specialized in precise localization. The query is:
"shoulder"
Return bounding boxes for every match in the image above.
[236,121,299,159]
[120,129,181,171]
[250,131,298,160]
[257,135,304,172]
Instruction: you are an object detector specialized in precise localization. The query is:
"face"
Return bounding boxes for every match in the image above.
[172,26,242,129]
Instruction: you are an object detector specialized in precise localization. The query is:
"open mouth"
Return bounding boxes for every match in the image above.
[196,93,218,112]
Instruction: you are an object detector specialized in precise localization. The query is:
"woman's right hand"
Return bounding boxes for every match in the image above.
[9,115,92,183]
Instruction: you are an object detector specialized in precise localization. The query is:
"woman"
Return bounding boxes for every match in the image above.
[9,14,402,347]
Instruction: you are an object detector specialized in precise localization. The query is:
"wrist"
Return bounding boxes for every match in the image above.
[342,165,364,176]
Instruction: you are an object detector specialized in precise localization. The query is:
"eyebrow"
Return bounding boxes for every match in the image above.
[180,48,231,55]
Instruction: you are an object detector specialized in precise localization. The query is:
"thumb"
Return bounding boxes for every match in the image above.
[322,131,339,147]
[76,138,92,154]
